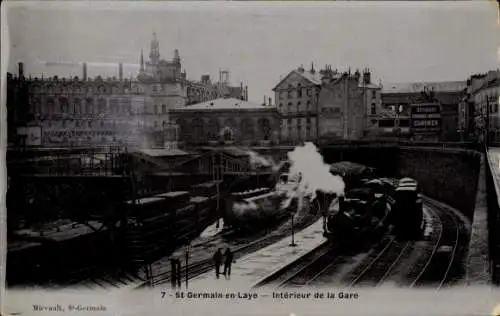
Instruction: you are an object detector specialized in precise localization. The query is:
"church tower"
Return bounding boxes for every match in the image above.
[140,49,144,72]
[149,32,160,65]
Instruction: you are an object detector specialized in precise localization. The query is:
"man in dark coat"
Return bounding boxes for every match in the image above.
[223,248,234,279]
[213,248,222,278]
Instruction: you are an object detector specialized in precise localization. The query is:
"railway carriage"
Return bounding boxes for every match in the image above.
[392,179,424,240]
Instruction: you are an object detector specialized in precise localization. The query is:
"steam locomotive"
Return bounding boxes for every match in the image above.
[323,175,424,242]
[323,177,395,240]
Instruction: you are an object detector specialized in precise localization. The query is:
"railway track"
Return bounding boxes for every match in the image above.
[258,197,469,290]
[146,201,324,288]
[407,197,468,288]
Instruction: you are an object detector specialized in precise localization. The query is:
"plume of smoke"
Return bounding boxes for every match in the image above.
[286,142,345,202]
[247,150,274,169]
[232,201,259,217]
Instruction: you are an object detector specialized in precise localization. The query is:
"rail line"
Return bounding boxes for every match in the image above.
[408,197,465,289]
[142,199,326,288]
[259,197,468,290]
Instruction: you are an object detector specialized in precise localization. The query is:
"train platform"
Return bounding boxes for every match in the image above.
[180,214,328,291]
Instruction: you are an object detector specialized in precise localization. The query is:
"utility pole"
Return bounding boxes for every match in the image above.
[486,97,490,148]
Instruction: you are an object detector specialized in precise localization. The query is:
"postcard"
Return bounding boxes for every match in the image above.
[1,1,500,316]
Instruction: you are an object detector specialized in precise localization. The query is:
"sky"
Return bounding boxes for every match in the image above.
[4,1,500,103]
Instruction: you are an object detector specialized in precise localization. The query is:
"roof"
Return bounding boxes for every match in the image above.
[359,82,382,89]
[156,191,189,198]
[173,98,273,111]
[382,81,466,94]
[272,69,323,91]
[138,148,190,157]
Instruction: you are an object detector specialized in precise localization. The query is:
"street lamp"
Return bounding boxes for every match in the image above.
[290,189,303,247]
[185,244,191,289]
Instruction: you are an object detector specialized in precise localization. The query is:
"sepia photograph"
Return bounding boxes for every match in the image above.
[1,1,500,315]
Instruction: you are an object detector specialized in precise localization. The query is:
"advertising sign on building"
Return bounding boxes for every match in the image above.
[410,102,441,134]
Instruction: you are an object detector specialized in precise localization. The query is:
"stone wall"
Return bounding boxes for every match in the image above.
[396,147,480,219]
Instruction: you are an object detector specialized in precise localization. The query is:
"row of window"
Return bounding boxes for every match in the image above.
[279,84,317,99]
[285,125,313,139]
[44,130,117,137]
[30,84,130,95]
[279,100,313,112]
[154,104,169,114]
[46,119,147,129]
[32,98,133,115]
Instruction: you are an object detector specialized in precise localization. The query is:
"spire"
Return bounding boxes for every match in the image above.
[150,32,160,65]
[310,62,315,73]
[140,49,144,72]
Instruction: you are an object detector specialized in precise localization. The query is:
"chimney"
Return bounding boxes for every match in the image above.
[338,196,345,213]
[268,97,272,106]
[18,62,24,78]
[363,68,371,84]
[83,62,88,81]
[245,86,248,101]
[119,63,123,81]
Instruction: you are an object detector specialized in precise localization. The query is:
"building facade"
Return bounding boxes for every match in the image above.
[273,65,381,144]
[272,65,321,144]
[318,68,381,141]
[381,81,466,141]
[169,98,280,146]
[7,33,249,149]
[465,70,500,143]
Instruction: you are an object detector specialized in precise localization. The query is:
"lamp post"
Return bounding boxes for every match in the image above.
[290,189,302,247]
[185,244,190,289]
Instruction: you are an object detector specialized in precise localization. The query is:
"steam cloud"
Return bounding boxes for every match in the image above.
[247,150,274,169]
[285,142,345,204]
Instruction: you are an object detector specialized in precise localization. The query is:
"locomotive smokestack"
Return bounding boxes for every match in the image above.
[338,196,345,213]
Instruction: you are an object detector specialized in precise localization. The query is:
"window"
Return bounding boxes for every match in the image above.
[297,102,301,112]
[307,101,311,111]
[98,99,106,114]
[154,105,159,115]
[288,102,292,110]
[62,120,67,128]
[47,98,55,113]
[307,88,312,97]
[100,120,104,128]
[162,104,167,114]
[279,103,283,109]
[297,84,302,98]
[88,121,93,128]
[85,98,94,114]
[59,97,69,113]
[288,85,293,98]
[371,102,376,115]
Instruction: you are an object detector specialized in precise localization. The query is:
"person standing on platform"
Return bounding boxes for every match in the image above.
[170,258,177,289]
[213,248,222,278]
[175,259,182,288]
[223,248,234,279]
